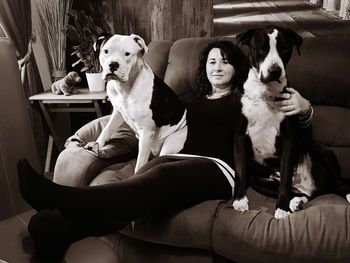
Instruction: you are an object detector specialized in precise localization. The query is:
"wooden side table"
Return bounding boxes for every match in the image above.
[29,88,108,175]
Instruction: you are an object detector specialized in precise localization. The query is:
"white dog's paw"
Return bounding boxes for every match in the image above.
[232,196,249,212]
[96,139,105,148]
[274,208,290,219]
[289,196,308,212]
[83,141,100,156]
[346,193,350,204]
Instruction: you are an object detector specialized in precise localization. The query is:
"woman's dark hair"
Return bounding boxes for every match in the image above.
[193,40,248,97]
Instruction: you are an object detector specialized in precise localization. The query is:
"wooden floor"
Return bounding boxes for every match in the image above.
[213,0,350,37]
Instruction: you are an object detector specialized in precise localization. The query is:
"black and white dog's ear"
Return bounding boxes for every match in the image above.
[131,34,148,55]
[286,29,303,55]
[93,33,111,53]
[236,28,257,46]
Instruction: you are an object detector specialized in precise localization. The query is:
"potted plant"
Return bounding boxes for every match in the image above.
[66,4,111,92]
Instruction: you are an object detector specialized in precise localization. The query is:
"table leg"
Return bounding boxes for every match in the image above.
[39,101,64,152]
[94,100,103,117]
[44,135,54,175]
[39,101,65,177]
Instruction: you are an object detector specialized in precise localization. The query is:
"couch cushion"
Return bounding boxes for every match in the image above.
[65,237,118,263]
[287,36,350,108]
[213,188,350,263]
[54,115,138,186]
[313,105,350,178]
[105,233,215,263]
[144,40,174,80]
[117,200,224,251]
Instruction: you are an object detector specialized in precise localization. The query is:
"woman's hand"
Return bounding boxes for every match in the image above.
[275,87,310,116]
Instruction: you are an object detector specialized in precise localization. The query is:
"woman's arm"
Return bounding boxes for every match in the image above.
[275,87,313,128]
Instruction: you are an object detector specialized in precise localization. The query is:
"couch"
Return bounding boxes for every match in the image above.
[52,35,350,263]
[1,35,350,263]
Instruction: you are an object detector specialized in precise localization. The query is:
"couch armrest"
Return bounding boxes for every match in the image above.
[53,116,138,186]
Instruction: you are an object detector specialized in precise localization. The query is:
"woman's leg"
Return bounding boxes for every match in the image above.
[27,209,127,260]
[18,156,232,224]
[19,156,232,259]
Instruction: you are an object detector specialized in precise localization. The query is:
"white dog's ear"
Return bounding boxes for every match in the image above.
[131,34,148,55]
[94,33,111,53]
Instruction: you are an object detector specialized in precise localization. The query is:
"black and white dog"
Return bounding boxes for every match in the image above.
[93,34,187,173]
[232,25,350,219]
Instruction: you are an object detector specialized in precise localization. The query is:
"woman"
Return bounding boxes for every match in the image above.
[18,40,312,260]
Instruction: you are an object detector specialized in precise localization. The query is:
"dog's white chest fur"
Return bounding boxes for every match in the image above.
[107,69,154,132]
[106,67,186,156]
[242,69,286,164]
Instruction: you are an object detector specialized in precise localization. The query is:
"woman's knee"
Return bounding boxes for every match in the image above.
[136,156,172,174]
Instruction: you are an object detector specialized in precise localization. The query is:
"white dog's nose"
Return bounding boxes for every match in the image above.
[109,62,119,72]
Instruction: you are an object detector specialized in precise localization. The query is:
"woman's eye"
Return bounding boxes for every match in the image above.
[103,49,108,54]
[125,52,130,57]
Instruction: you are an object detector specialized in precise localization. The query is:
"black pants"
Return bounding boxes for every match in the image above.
[26,156,232,236]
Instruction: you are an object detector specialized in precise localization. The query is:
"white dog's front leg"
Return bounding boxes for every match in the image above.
[134,130,155,173]
[96,108,124,147]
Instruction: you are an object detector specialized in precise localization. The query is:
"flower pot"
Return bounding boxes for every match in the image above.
[86,72,105,92]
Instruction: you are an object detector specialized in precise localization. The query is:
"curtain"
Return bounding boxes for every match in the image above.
[32,0,73,81]
[0,0,46,168]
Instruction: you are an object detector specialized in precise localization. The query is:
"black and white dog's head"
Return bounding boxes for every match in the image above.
[93,33,149,83]
[237,25,302,83]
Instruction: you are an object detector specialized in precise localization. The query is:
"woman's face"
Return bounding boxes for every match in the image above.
[206,48,235,90]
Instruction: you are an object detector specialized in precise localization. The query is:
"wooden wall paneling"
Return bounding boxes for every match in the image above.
[148,0,213,41]
[182,0,213,38]
[323,0,340,11]
[309,0,322,4]
[339,0,350,19]
[149,0,173,41]
[107,0,136,35]
[104,0,213,42]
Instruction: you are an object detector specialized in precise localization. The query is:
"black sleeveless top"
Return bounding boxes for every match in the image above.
[180,90,242,169]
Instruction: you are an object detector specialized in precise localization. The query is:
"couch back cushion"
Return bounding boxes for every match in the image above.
[144,40,174,80]
[146,36,350,178]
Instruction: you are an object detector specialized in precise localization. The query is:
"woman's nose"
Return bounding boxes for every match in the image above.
[214,63,222,71]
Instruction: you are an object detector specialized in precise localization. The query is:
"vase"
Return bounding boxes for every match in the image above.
[86,72,105,92]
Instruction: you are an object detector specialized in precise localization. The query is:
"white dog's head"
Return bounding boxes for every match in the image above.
[94,33,148,83]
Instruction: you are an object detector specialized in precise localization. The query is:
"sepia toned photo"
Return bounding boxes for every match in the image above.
[0,0,349,262]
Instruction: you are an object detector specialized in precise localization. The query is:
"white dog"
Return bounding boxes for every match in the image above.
[94,34,187,173]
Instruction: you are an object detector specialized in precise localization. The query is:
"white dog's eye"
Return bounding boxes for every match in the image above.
[103,49,108,54]
[125,52,130,57]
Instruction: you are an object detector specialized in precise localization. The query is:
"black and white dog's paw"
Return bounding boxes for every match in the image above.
[232,196,249,212]
[274,208,290,219]
[289,196,309,212]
